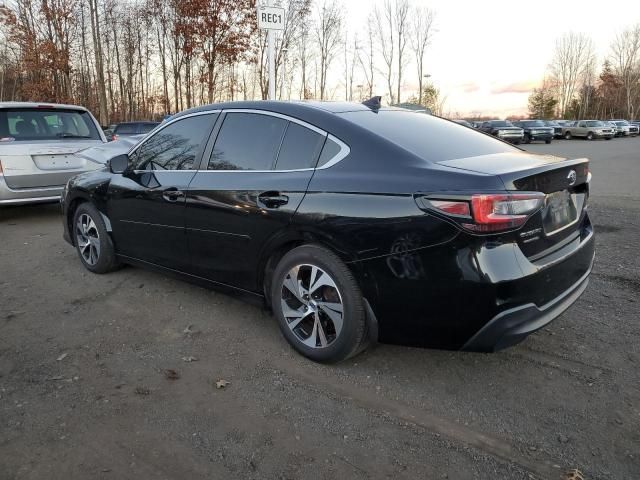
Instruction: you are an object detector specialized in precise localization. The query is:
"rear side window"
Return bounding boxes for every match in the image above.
[131,114,217,171]
[209,113,287,170]
[140,123,159,133]
[275,122,325,170]
[316,138,342,168]
[114,124,137,135]
[339,110,515,162]
[0,108,101,141]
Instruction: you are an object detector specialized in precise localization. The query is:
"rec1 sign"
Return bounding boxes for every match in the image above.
[257,5,285,31]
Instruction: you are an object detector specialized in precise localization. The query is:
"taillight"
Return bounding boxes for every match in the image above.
[111,134,118,141]
[418,192,544,234]
[464,193,544,232]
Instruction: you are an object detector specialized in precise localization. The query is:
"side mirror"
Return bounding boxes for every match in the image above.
[109,154,130,174]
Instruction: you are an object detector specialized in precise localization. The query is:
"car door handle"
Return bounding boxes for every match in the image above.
[258,191,289,209]
[162,188,185,202]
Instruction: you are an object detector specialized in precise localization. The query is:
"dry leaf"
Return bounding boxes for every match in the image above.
[182,356,198,362]
[215,379,230,389]
[56,353,68,361]
[163,369,180,380]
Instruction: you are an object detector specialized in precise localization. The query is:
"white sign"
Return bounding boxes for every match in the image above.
[257,5,285,31]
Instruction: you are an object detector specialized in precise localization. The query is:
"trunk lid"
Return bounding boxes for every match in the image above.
[438,152,590,259]
[0,140,103,188]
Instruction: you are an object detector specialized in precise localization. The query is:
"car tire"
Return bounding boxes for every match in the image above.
[72,203,120,274]
[564,131,572,140]
[270,244,367,363]
[605,137,612,140]
[545,139,552,144]
[523,134,530,144]
[586,132,594,140]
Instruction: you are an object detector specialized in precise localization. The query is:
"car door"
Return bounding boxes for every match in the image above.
[184,110,328,292]
[576,121,587,137]
[107,112,219,271]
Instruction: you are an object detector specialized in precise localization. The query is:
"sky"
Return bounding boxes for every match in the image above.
[341,0,640,117]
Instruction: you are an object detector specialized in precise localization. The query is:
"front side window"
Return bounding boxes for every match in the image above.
[0,108,101,141]
[209,113,287,170]
[132,114,217,171]
[275,122,325,170]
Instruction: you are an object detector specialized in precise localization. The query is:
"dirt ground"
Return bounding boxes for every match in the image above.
[1,139,639,479]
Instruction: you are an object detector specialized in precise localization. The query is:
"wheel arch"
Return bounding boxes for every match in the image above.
[66,193,112,246]
[258,227,379,343]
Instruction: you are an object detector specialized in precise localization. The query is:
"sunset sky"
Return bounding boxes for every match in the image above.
[342,0,640,117]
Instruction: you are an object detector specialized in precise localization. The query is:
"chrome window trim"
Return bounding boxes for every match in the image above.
[199,109,350,173]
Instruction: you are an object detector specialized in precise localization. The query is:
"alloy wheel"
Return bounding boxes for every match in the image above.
[280,264,344,349]
[76,213,101,266]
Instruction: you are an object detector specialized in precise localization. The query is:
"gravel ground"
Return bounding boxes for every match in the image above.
[1,138,639,480]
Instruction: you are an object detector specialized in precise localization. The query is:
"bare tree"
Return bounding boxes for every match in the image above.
[314,0,342,100]
[394,0,409,103]
[409,5,435,105]
[549,32,596,117]
[373,0,395,103]
[610,24,640,118]
[357,13,375,99]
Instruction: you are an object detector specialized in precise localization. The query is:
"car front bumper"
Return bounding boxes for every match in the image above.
[528,132,554,142]
[497,134,524,143]
[0,176,62,205]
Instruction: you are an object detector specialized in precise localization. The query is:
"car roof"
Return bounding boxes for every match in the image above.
[0,101,88,111]
[116,121,159,125]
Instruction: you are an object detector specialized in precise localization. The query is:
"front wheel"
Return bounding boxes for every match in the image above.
[270,245,367,363]
[545,139,552,144]
[605,137,612,140]
[564,131,572,140]
[586,132,594,140]
[73,203,120,274]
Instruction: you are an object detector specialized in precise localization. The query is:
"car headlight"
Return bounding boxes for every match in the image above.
[497,130,506,134]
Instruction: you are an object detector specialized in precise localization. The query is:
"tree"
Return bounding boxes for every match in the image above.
[393,0,409,103]
[610,24,640,118]
[314,0,342,100]
[373,0,395,103]
[409,5,435,106]
[549,32,595,118]
[407,83,446,115]
[528,87,558,119]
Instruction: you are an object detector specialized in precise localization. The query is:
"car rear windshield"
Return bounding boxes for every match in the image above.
[114,123,138,135]
[339,110,516,162]
[0,108,101,141]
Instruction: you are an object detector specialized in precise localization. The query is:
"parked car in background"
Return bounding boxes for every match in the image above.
[0,102,106,206]
[543,120,564,139]
[562,120,614,140]
[61,100,595,362]
[453,119,474,128]
[111,121,159,141]
[513,120,554,144]
[603,121,619,137]
[611,120,638,137]
[479,120,524,144]
[103,124,117,138]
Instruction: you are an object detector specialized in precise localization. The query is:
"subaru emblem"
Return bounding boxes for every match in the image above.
[567,170,577,186]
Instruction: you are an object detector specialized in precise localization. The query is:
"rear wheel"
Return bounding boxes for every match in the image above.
[523,134,531,144]
[605,137,612,141]
[545,139,552,144]
[73,203,120,274]
[270,245,367,363]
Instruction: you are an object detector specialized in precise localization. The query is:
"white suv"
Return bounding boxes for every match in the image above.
[0,102,106,205]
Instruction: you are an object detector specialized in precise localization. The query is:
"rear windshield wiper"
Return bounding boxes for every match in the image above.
[56,133,93,139]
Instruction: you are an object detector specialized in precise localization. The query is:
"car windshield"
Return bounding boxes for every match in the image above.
[522,120,546,127]
[0,108,101,141]
[614,121,628,126]
[490,121,513,127]
[339,110,516,162]
[586,121,604,127]
[545,121,559,126]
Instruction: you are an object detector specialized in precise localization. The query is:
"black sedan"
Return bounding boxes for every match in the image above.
[61,101,595,362]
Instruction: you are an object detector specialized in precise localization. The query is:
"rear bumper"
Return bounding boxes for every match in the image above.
[462,260,592,351]
[0,176,62,205]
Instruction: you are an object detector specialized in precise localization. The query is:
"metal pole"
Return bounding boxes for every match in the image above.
[268,29,275,100]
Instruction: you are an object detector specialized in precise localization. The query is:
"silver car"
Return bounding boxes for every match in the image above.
[0,102,106,205]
